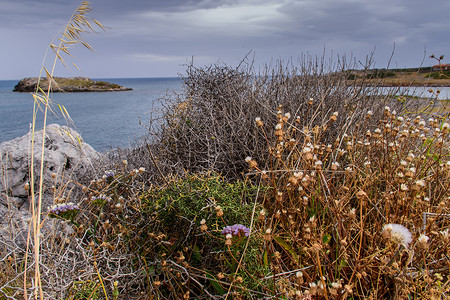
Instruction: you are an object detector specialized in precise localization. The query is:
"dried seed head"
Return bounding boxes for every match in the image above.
[225,234,232,245]
[417,234,429,249]
[255,117,263,127]
[382,223,412,247]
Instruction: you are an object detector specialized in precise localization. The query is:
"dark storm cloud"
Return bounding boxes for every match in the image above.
[1,0,449,79]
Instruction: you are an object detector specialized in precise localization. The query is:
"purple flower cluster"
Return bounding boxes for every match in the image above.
[49,202,79,215]
[104,170,115,178]
[221,224,250,237]
[91,194,112,203]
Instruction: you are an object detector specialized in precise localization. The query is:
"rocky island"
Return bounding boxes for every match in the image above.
[13,77,132,92]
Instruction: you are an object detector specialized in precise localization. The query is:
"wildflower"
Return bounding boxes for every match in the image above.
[405,167,415,178]
[275,123,282,130]
[215,205,224,217]
[200,219,208,232]
[235,276,243,284]
[104,170,115,178]
[308,98,314,105]
[413,179,425,191]
[331,162,340,171]
[399,160,408,169]
[309,282,317,295]
[138,167,145,173]
[400,183,408,191]
[284,112,291,120]
[442,122,449,132]
[314,160,323,169]
[330,111,338,122]
[440,229,449,243]
[225,233,232,246]
[255,117,263,127]
[258,209,266,221]
[221,224,250,237]
[245,156,257,169]
[91,194,112,204]
[406,153,415,162]
[382,223,412,247]
[417,234,429,249]
[356,190,367,199]
[366,110,373,118]
[49,202,79,221]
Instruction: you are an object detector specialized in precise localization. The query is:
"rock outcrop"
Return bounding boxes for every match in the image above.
[13,77,132,93]
[0,124,100,248]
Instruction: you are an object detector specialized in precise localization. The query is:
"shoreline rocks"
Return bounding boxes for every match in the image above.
[13,77,132,93]
[0,124,100,248]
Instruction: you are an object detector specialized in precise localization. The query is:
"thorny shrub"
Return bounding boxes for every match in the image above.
[149,56,424,180]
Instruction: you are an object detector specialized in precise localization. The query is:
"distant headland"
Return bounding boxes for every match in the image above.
[13,77,132,92]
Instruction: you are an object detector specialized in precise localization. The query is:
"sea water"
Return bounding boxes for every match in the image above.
[0,78,183,152]
[1,78,448,152]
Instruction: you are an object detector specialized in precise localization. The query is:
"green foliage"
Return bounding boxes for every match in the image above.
[142,173,257,233]
[366,69,396,79]
[425,70,450,79]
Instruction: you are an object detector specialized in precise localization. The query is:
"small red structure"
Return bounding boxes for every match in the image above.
[432,64,450,71]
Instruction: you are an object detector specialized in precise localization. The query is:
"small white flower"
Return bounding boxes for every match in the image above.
[275,123,282,130]
[245,156,252,162]
[284,112,291,119]
[255,117,261,122]
[400,183,408,191]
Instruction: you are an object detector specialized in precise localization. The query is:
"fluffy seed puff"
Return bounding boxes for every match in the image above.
[382,223,412,247]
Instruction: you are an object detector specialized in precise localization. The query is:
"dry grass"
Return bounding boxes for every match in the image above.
[1,2,449,299]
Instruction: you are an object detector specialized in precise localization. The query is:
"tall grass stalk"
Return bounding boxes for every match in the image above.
[24,2,103,299]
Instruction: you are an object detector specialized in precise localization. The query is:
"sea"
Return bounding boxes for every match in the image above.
[0,78,448,152]
[0,78,183,152]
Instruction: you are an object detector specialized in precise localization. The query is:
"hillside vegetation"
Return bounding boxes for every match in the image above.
[345,66,450,87]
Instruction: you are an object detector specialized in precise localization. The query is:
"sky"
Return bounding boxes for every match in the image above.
[0,0,449,80]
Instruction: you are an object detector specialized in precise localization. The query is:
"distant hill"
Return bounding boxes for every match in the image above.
[344,67,450,87]
[13,77,132,92]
